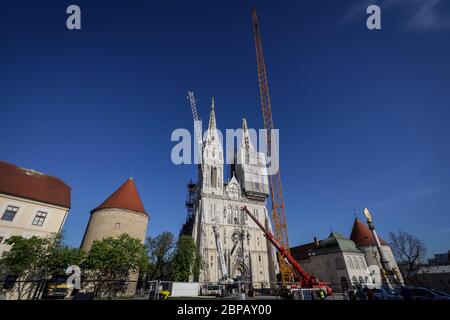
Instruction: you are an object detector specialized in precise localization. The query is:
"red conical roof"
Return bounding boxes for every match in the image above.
[350,218,386,247]
[92,178,147,215]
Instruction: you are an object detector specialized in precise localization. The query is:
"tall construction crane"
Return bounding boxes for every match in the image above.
[251,8,292,284]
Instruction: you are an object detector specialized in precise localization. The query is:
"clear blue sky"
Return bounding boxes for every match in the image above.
[1,0,449,256]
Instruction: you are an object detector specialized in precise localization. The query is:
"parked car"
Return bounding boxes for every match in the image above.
[430,289,450,298]
[401,286,450,301]
[373,287,403,300]
[43,275,70,299]
[201,283,222,297]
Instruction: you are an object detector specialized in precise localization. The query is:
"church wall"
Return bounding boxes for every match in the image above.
[195,194,276,284]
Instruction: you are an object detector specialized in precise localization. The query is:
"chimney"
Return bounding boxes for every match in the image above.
[314,237,319,248]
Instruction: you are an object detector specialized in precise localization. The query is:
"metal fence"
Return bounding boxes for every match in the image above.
[0,277,402,300]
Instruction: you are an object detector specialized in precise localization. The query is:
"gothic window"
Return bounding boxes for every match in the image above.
[240,209,245,224]
[228,183,239,199]
[352,276,358,284]
[359,276,364,284]
[211,167,217,188]
[234,206,239,224]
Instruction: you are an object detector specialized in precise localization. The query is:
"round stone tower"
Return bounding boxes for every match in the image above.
[81,177,149,252]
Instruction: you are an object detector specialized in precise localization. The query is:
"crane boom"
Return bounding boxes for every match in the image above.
[187,91,203,159]
[241,206,312,284]
[212,223,229,281]
[251,8,292,284]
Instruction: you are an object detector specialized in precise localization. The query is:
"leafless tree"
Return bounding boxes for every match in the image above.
[389,230,426,283]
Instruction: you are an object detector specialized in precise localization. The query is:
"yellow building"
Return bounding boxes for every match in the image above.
[0,161,71,256]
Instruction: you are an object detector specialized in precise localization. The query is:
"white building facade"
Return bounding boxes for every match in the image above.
[291,232,373,293]
[0,161,71,257]
[182,100,278,286]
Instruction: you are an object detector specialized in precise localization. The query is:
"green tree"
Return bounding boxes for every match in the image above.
[192,249,202,281]
[47,244,85,275]
[0,234,84,299]
[171,236,199,282]
[146,232,174,280]
[84,234,148,297]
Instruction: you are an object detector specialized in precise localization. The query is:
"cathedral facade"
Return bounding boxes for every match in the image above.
[182,99,278,286]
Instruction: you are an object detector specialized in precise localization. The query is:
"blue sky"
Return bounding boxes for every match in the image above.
[1,0,449,256]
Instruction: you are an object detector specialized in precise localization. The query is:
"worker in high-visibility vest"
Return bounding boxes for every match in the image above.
[159,290,170,300]
[318,289,326,300]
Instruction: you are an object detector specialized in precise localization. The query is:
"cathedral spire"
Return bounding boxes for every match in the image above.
[208,97,216,129]
[242,118,248,131]
[241,117,253,151]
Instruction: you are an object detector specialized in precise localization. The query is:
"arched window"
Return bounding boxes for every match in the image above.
[364,276,369,284]
[352,276,358,284]
[353,257,360,270]
[227,206,233,224]
[359,257,366,269]
[211,167,217,187]
[240,209,245,224]
[358,276,364,284]
[346,257,353,269]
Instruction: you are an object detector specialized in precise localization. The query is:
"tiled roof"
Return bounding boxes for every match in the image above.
[291,232,362,260]
[350,218,386,247]
[92,178,147,215]
[0,161,71,208]
[315,231,362,255]
[290,242,317,261]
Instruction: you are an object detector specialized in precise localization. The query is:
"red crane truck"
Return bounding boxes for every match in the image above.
[241,206,333,299]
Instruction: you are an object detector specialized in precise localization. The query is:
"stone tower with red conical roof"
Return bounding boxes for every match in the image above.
[350,217,404,285]
[81,177,149,251]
